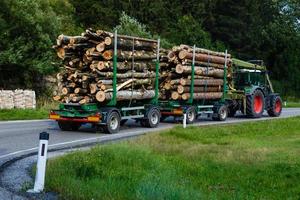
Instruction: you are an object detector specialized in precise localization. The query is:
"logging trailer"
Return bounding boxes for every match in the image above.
[50,32,282,134]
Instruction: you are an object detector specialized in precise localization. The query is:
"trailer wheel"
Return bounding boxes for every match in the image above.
[267,95,282,117]
[142,108,160,128]
[58,121,81,131]
[246,90,265,118]
[186,107,196,124]
[228,108,237,117]
[212,105,228,121]
[104,111,120,134]
[120,119,128,126]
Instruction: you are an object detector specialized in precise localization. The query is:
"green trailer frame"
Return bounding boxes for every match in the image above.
[159,46,229,122]
[50,31,162,133]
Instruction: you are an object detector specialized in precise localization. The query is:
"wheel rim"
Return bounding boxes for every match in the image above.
[275,99,281,113]
[254,95,263,114]
[187,110,195,121]
[220,108,227,119]
[150,112,159,125]
[110,116,118,130]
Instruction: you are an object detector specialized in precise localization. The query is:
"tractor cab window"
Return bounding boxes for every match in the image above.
[235,70,266,87]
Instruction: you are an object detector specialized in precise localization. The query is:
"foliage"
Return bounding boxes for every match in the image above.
[0,0,299,97]
[114,12,152,38]
[46,117,300,199]
[0,0,79,90]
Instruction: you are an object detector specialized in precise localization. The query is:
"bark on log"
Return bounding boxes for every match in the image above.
[95,70,156,78]
[95,90,155,102]
[177,85,222,94]
[179,44,231,58]
[181,92,223,100]
[175,64,224,78]
[180,78,224,86]
[178,50,229,65]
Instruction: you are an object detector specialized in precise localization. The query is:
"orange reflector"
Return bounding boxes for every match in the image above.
[49,114,60,120]
[173,109,183,115]
[87,116,100,122]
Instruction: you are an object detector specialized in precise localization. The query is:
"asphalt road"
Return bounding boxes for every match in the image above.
[0,108,300,161]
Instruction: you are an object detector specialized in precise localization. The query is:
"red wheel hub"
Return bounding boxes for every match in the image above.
[275,99,281,113]
[254,95,263,113]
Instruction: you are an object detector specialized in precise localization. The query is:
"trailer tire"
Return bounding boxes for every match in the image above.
[120,119,128,126]
[104,111,120,134]
[228,109,237,117]
[267,95,282,117]
[186,107,196,124]
[143,108,160,128]
[212,105,228,121]
[58,121,81,131]
[246,89,265,118]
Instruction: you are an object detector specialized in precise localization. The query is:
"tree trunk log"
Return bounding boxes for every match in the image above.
[175,64,224,78]
[95,90,155,102]
[178,50,229,65]
[180,78,224,86]
[177,85,222,94]
[181,92,223,100]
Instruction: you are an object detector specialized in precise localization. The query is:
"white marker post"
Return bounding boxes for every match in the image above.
[28,132,49,193]
[183,113,187,128]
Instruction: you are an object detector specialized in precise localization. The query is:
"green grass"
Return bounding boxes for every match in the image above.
[46,117,300,200]
[0,99,58,121]
[284,101,300,108]
[0,108,49,120]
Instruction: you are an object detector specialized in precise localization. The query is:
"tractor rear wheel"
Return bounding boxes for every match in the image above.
[267,95,282,117]
[246,90,265,118]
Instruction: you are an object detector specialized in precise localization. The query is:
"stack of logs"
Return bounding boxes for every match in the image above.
[53,29,168,104]
[160,45,232,101]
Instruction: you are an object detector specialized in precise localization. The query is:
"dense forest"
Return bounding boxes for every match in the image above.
[0,0,299,97]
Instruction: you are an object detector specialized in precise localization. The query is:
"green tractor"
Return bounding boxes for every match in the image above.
[226,58,282,118]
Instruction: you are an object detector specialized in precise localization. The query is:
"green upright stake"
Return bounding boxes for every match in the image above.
[222,50,228,102]
[188,45,196,104]
[108,30,118,106]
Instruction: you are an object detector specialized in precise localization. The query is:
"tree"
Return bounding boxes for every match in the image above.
[0,0,79,90]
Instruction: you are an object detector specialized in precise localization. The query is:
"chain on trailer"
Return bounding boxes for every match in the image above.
[222,50,228,102]
[188,45,196,104]
[127,37,135,108]
[107,30,118,106]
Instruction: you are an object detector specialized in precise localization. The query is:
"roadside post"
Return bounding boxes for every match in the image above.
[27,132,49,193]
[183,112,187,128]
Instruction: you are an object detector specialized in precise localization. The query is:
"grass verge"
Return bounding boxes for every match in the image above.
[46,117,300,200]
[284,101,300,108]
[0,99,57,120]
[0,109,48,120]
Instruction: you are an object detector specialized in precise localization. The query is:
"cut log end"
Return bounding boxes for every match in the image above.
[103,50,113,60]
[171,91,180,100]
[96,42,105,52]
[96,91,106,102]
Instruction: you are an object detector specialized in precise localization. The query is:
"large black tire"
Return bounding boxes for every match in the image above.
[228,108,237,117]
[212,105,228,121]
[142,108,160,128]
[58,121,81,131]
[104,111,120,134]
[186,106,196,124]
[246,90,265,118]
[120,119,128,126]
[267,95,282,117]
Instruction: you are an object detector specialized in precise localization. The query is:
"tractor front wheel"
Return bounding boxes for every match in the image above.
[267,95,282,117]
[246,90,265,118]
